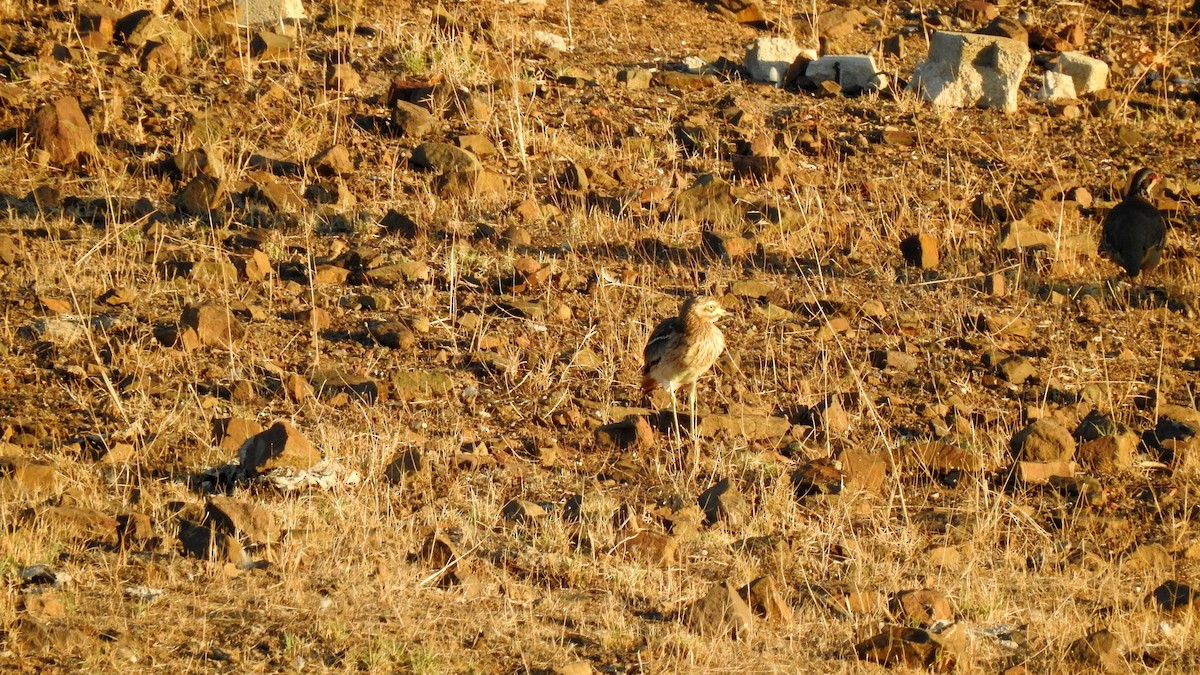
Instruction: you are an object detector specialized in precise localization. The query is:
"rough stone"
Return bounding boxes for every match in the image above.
[674,175,741,224]
[310,145,353,177]
[1036,70,1077,102]
[900,233,939,269]
[309,370,384,403]
[1050,52,1109,95]
[390,371,455,400]
[436,169,508,198]
[695,413,789,439]
[905,441,984,473]
[822,586,887,615]
[998,221,1058,252]
[689,580,754,639]
[116,512,156,549]
[238,421,321,475]
[979,16,1026,41]
[1017,460,1074,483]
[37,506,119,538]
[1150,580,1194,611]
[180,303,245,348]
[838,449,888,493]
[702,230,756,259]
[870,350,919,372]
[250,30,294,58]
[325,61,359,91]
[1011,419,1075,462]
[174,174,225,214]
[698,478,749,527]
[502,499,547,523]
[908,31,1031,112]
[368,320,417,350]
[619,530,677,566]
[805,55,886,93]
[27,97,96,168]
[384,449,426,485]
[595,415,655,451]
[392,100,436,138]
[205,496,279,545]
[996,354,1036,384]
[792,458,843,496]
[856,626,945,669]
[740,575,793,623]
[1076,434,1136,472]
[140,41,180,73]
[817,7,866,39]
[1067,628,1123,671]
[0,457,60,497]
[178,519,251,567]
[894,589,954,627]
[744,37,801,83]
[411,142,480,173]
[617,68,653,89]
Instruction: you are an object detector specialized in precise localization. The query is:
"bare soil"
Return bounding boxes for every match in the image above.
[1,0,1200,672]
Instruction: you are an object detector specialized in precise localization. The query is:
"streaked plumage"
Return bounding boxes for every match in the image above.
[1101,167,1167,278]
[641,296,727,415]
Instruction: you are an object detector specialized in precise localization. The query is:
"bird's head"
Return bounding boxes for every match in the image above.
[1128,167,1161,201]
[684,296,728,322]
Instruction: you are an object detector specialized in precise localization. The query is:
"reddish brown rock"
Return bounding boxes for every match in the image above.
[739,575,793,623]
[1011,419,1075,462]
[205,496,279,545]
[618,530,677,566]
[310,144,354,177]
[893,589,954,627]
[689,580,754,639]
[178,519,251,567]
[856,625,949,669]
[1017,460,1075,484]
[1067,628,1123,671]
[698,478,750,527]
[594,415,655,451]
[900,233,940,269]
[117,512,156,549]
[26,97,96,167]
[37,506,119,539]
[0,457,60,497]
[213,417,264,453]
[180,303,245,348]
[837,448,888,493]
[1076,434,1136,472]
[238,421,320,476]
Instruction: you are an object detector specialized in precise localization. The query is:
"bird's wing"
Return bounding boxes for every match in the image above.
[642,316,681,374]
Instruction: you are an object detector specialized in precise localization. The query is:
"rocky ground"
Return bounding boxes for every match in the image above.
[1,0,1200,672]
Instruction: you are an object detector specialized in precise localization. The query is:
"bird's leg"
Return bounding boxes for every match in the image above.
[689,382,700,470]
[688,383,698,435]
[669,388,681,441]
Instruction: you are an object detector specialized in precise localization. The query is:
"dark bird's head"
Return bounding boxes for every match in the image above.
[1126,168,1161,201]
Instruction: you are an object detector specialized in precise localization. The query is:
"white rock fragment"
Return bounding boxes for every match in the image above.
[681,56,712,74]
[532,30,568,52]
[805,55,887,92]
[907,30,1031,112]
[744,37,801,84]
[239,0,305,26]
[1036,70,1077,101]
[1050,52,1109,95]
[125,586,166,602]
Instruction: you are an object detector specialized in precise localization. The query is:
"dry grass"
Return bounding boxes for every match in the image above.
[1,0,1200,672]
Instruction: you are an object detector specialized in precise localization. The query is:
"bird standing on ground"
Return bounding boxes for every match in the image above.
[641,296,728,435]
[1100,167,1167,280]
